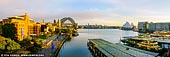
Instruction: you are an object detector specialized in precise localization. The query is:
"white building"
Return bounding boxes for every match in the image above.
[121,22,133,30]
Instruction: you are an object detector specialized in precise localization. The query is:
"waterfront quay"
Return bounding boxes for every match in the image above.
[38,33,71,57]
[87,39,158,57]
[51,34,70,57]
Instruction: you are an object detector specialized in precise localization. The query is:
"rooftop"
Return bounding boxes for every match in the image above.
[122,22,133,28]
[88,39,159,57]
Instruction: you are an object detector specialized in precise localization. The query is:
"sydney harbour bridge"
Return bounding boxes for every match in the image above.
[56,17,78,37]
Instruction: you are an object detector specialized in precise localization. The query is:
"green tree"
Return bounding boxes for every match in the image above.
[55,29,60,34]
[0,36,20,51]
[53,19,57,26]
[27,40,42,53]
[54,19,56,24]
[18,39,31,47]
[6,40,21,51]
[2,23,17,41]
[0,37,7,50]
[38,35,46,39]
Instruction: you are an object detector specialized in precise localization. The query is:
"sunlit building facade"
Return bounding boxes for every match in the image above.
[2,13,41,41]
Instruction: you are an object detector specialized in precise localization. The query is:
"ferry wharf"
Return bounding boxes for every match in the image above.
[87,39,159,57]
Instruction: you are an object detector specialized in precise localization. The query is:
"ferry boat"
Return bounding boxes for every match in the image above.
[137,33,150,38]
[121,34,170,56]
[137,41,162,51]
[151,31,170,38]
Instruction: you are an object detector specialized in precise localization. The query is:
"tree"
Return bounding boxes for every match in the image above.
[18,39,31,47]
[38,35,46,39]
[0,37,6,50]
[6,40,21,51]
[27,40,42,53]
[55,29,60,34]
[53,19,57,26]
[54,19,56,24]
[2,23,17,41]
[0,36,20,52]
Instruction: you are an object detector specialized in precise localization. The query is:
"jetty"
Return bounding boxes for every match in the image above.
[87,39,159,57]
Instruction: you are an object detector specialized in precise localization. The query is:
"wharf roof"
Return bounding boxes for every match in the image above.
[88,39,159,57]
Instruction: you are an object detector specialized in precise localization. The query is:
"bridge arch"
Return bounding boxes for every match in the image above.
[61,17,76,27]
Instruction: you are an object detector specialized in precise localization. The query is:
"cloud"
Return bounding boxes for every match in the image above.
[29,8,120,22]
[0,0,170,26]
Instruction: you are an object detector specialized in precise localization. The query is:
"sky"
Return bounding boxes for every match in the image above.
[0,0,170,26]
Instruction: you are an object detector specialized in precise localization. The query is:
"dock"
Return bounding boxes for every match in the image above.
[87,39,159,57]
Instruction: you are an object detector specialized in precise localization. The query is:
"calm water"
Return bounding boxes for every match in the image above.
[58,29,138,57]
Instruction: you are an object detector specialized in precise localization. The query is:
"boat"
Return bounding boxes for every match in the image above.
[121,33,170,56]
[137,41,162,51]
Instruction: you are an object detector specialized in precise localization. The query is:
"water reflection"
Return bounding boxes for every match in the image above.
[58,29,138,57]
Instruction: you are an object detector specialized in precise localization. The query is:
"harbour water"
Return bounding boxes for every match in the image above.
[58,29,138,57]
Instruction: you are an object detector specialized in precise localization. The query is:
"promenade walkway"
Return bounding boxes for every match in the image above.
[38,34,67,57]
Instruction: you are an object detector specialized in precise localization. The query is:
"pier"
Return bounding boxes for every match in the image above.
[87,39,159,57]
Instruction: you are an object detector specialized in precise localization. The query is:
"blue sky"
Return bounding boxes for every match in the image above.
[0,0,170,26]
